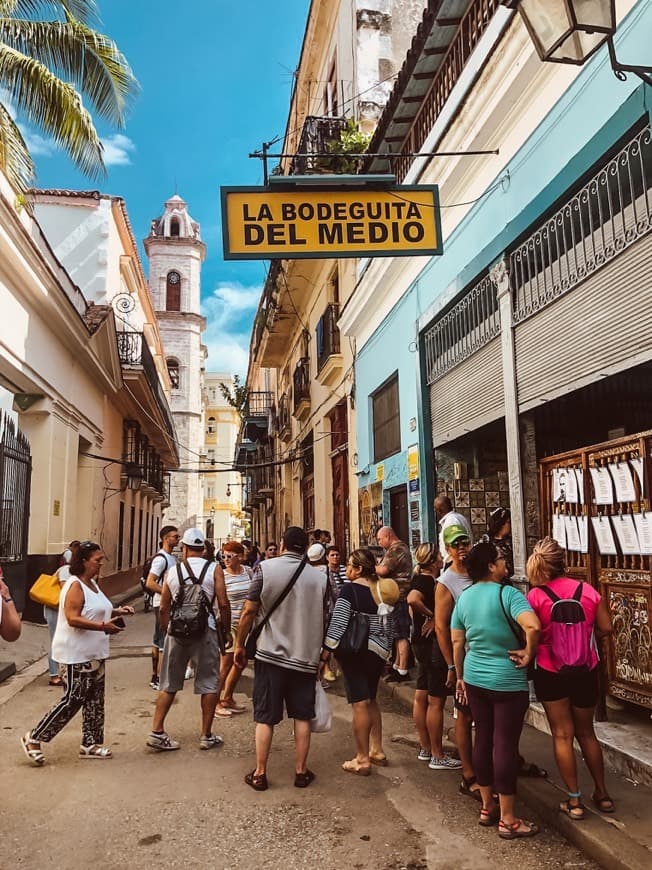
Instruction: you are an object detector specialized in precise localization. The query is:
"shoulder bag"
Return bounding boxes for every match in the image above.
[244,556,307,659]
[498,584,535,679]
[29,572,61,609]
[336,584,370,654]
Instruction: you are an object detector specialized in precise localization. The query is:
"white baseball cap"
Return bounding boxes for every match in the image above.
[181,527,206,547]
[307,543,325,562]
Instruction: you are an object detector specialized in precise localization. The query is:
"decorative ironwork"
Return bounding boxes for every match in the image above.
[245,392,273,417]
[316,303,341,372]
[290,116,349,175]
[512,125,652,323]
[293,358,311,413]
[424,273,500,385]
[395,0,502,182]
[112,292,136,316]
[0,412,31,563]
[116,331,176,439]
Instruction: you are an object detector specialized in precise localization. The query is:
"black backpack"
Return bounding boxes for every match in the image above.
[168,560,213,641]
[140,553,159,594]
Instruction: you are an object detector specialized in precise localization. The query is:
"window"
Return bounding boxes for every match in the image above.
[207,416,216,434]
[170,217,180,237]
[207,448,215,465]
[207,484,215,499]
[167,359,180,389]
[323,60,338,117]
[166,270,181,311]
[372,374,400,462]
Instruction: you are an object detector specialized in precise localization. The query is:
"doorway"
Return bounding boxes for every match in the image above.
[389,485,409,545]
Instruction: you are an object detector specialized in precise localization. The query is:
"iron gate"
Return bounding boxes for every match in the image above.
[0,411,31,564]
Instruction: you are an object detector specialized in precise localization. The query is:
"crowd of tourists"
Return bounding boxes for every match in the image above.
[15,503,616,839]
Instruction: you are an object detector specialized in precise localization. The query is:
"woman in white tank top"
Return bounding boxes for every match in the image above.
[21,541,134,766]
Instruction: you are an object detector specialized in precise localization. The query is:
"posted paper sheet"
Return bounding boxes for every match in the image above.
[633,513,652,555]
[564,515,582,551]
[552,513,566,549]
[611,513,640,556]
[591,516,617,555]
[608,462,636,503]
[590,467,614,505]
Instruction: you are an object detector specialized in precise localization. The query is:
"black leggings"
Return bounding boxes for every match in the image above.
[465,683,529,795]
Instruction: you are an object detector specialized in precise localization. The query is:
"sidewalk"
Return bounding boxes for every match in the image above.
[380,678,652,870]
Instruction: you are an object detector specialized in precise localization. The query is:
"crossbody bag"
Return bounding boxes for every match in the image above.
[498,584,535,679]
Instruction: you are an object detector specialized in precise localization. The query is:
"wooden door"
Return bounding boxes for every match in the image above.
[389,485,409,546]
[331,450,349,555]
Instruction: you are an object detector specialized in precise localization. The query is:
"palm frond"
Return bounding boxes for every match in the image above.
[0,99,35,190]
[0,19,139,125]
[0,2,98,24]
[0,45,104,178]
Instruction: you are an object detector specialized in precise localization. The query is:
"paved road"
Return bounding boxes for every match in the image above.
[2,612,597,870]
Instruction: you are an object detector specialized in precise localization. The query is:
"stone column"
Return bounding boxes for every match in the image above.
[490,257,527,581]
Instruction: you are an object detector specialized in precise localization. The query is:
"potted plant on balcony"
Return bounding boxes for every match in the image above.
[315,119,371,174]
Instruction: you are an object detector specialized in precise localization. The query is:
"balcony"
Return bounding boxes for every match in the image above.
[276,392,291,442]
[290,116,349,176]
[316,303,343,387]
[116,331,177,463]
[293,358,311,420]
[243,390,273,441]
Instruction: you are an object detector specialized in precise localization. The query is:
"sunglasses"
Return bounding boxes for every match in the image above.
[79,540,97,550]
[449,539,470,549]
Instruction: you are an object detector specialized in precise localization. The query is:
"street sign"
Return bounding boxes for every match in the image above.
[220,185,442,260]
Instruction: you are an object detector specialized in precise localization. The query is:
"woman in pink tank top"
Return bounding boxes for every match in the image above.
[527,537,614,819]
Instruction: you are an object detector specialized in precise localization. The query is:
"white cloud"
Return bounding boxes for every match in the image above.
[202,282,262,376]
[101,133,135,166]
[20,128,55,157]
[203,333,250,376]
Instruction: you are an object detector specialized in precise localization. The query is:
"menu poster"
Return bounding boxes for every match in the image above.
[631,457,645,494]
[611,513,641,556]
[609,462,636,503]
[564,515,582,551]
[576,468,585,505]
[591,516,617,555]
[633,513,652,555]
[552,512,566,549]
[590,466,614,505]
[564,469,579,504]
[552,468,562,502]
[578,515,589,554]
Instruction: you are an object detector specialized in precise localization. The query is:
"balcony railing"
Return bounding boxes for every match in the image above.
[424,273,500,384]
[293,358,311,413]
[117,331,176,439]
[511,125,652,323]
[316,303,341,373]
[278,392,291,435]
[395,0,502,182]
[290,116,349,175]
[244,391,273,417]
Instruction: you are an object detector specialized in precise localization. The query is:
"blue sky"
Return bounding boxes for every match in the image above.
[29,0,310,373]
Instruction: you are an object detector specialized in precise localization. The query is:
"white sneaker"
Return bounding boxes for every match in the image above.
[200,734,224,750]
[417,748,431,761]
[428,755,462,770]
[146,731,180,751]
[184,666,194,680]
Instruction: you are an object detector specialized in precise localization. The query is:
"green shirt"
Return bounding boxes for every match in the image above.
[451,583,532,692]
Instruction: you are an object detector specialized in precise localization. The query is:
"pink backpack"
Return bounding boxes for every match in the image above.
[541,582,593,672]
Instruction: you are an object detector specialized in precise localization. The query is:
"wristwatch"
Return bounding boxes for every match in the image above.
[447,665,456,671]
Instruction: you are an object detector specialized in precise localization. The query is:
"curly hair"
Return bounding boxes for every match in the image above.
[526,536,565,585]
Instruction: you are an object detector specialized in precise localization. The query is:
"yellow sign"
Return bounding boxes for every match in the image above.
[408,445,419,481]
[376,464,384,482]
[221,185,442,260]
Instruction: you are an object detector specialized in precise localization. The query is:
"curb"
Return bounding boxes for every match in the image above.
[378,679,650,870]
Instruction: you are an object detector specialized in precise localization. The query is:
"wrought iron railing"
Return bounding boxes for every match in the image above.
[293,358,311,412]
[316,303,341,372]
[245,391,273,417]
[395,0,502,182]
[278,392,291,435]
[512,125,652,323]
[290,116,349,175]
[424,273,500,384]
[117,331,176,439]
[0,412,31,563]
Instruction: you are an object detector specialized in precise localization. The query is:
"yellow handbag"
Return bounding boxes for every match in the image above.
[29,573,61,609]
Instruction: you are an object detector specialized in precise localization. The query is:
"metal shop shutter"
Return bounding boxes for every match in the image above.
[515,232,652,412]
[430,337,504,446]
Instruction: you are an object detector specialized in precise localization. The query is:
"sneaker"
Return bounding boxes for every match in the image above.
[184,667,194,680]
[149,678,159,691]
[429,755,463,770]
[417,748,431,762]
[200,734,224,750]
[146,731,180,751]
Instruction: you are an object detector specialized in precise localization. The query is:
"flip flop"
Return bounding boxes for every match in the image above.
[369,753,388,766]
[342,759,371,776]
[294,768,315,788]
[498,818,539,840]
[215,706,233,718]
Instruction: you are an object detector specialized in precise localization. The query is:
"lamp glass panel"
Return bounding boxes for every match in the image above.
[551,28,610,63]
[573,0,616,31]
[519,0,572,57]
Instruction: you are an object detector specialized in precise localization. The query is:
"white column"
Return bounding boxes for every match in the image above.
[491,258,527,581]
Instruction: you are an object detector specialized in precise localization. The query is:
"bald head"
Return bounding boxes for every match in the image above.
[376,526,398,549]
[434,495,453,519]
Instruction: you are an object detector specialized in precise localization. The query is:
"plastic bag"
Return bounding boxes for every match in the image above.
[310,680,332,733]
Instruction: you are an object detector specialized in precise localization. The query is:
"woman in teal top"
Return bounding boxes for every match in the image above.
[451,541,540,840]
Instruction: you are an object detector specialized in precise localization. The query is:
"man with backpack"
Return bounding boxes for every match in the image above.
[144,525,179,690]
[147,527,231,752]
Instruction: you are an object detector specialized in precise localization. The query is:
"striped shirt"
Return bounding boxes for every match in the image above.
[224,567,252,630]
[324,583,393,661]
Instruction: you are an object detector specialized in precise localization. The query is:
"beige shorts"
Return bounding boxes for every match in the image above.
[159,629,219,695]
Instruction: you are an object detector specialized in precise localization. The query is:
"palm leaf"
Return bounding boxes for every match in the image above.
[0,2,98,24]
[0,19,138,125]
[0,99,35,189]
[0,44,104,178]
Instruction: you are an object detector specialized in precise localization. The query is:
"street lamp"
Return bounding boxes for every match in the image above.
[509,0,652,84]
[125,463,143,491]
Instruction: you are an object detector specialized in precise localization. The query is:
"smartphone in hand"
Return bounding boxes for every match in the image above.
[113,617,126,629]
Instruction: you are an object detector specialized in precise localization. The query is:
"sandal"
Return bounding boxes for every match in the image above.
[342,759,371,776]
[294,768,315,788]
[459,775,483,802]
[518,759,548,778]
[21,732,45,766]
[479,806,500,827]
[560,793,585,820]
[245,770,268,791]
[79,744,112,759]
[48,676,64,687]
[591,792,615,814]
[498,818,539,840]
[369,752,388,767]
[215,706,233,718]
[220,699,246,714]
